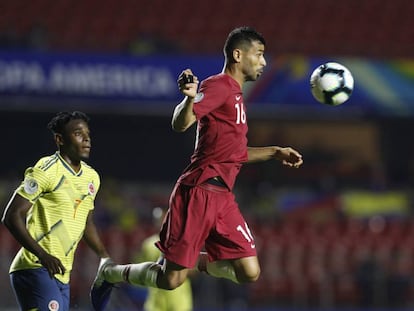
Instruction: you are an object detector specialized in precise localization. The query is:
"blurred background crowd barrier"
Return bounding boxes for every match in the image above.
[1,0,414,310]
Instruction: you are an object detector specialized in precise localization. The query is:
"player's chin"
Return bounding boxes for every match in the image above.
[79,152,90,160]
[246,74,260,82]
[254,71,263,80]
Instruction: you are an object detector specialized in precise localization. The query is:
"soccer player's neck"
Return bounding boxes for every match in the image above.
[223,65,244,89]
[59,151,82,173]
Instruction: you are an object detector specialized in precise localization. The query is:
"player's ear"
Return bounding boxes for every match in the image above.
[233,49,242,63]
[55,133,64,146]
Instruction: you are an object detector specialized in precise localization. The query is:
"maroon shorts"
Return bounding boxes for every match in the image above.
[156,181,257,268]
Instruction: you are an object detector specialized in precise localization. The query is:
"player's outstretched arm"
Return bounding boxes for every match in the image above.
[247,146,303,168]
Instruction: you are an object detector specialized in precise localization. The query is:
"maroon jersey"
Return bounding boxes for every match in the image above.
[178,73,248,190]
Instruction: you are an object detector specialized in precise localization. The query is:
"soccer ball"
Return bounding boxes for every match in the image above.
[310,62,354,106]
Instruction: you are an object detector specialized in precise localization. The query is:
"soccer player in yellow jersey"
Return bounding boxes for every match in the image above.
[2,111,110,311]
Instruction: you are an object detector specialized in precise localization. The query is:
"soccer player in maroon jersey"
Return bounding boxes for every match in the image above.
[91,26,303,311]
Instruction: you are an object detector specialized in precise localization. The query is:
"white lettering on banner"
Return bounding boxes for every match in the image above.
[0,61,44,91]
[0,60,177,98]
[49,63,176,96]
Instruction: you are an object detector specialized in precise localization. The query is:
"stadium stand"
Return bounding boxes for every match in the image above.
[2,217,414,308]
[0,0,413,57]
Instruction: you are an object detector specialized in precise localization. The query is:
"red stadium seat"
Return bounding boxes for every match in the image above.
[0,0,411,57]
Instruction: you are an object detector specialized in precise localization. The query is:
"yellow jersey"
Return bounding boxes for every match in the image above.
[9,152,100,284]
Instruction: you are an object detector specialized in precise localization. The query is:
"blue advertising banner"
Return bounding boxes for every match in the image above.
[0,51,222,102]
[0,51,413,117]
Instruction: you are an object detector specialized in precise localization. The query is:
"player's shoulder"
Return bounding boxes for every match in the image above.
[34,153,60,172]
[204,73,232,84]
[81,161,100,177]
[201,73,236,94]
[202,73,239,91]
[21,153,59,183]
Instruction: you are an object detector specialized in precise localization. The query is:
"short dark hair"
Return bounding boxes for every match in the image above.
[223,26,266,63]
[47,111,90,134]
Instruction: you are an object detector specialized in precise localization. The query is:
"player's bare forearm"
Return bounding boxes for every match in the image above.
[247,146,279,163]
[83,212,109,258]
[247,146,303,168]
[172,69,199,132]
[171,97,197,132]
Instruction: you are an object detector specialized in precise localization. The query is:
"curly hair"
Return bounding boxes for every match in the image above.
[47,111,90,134]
